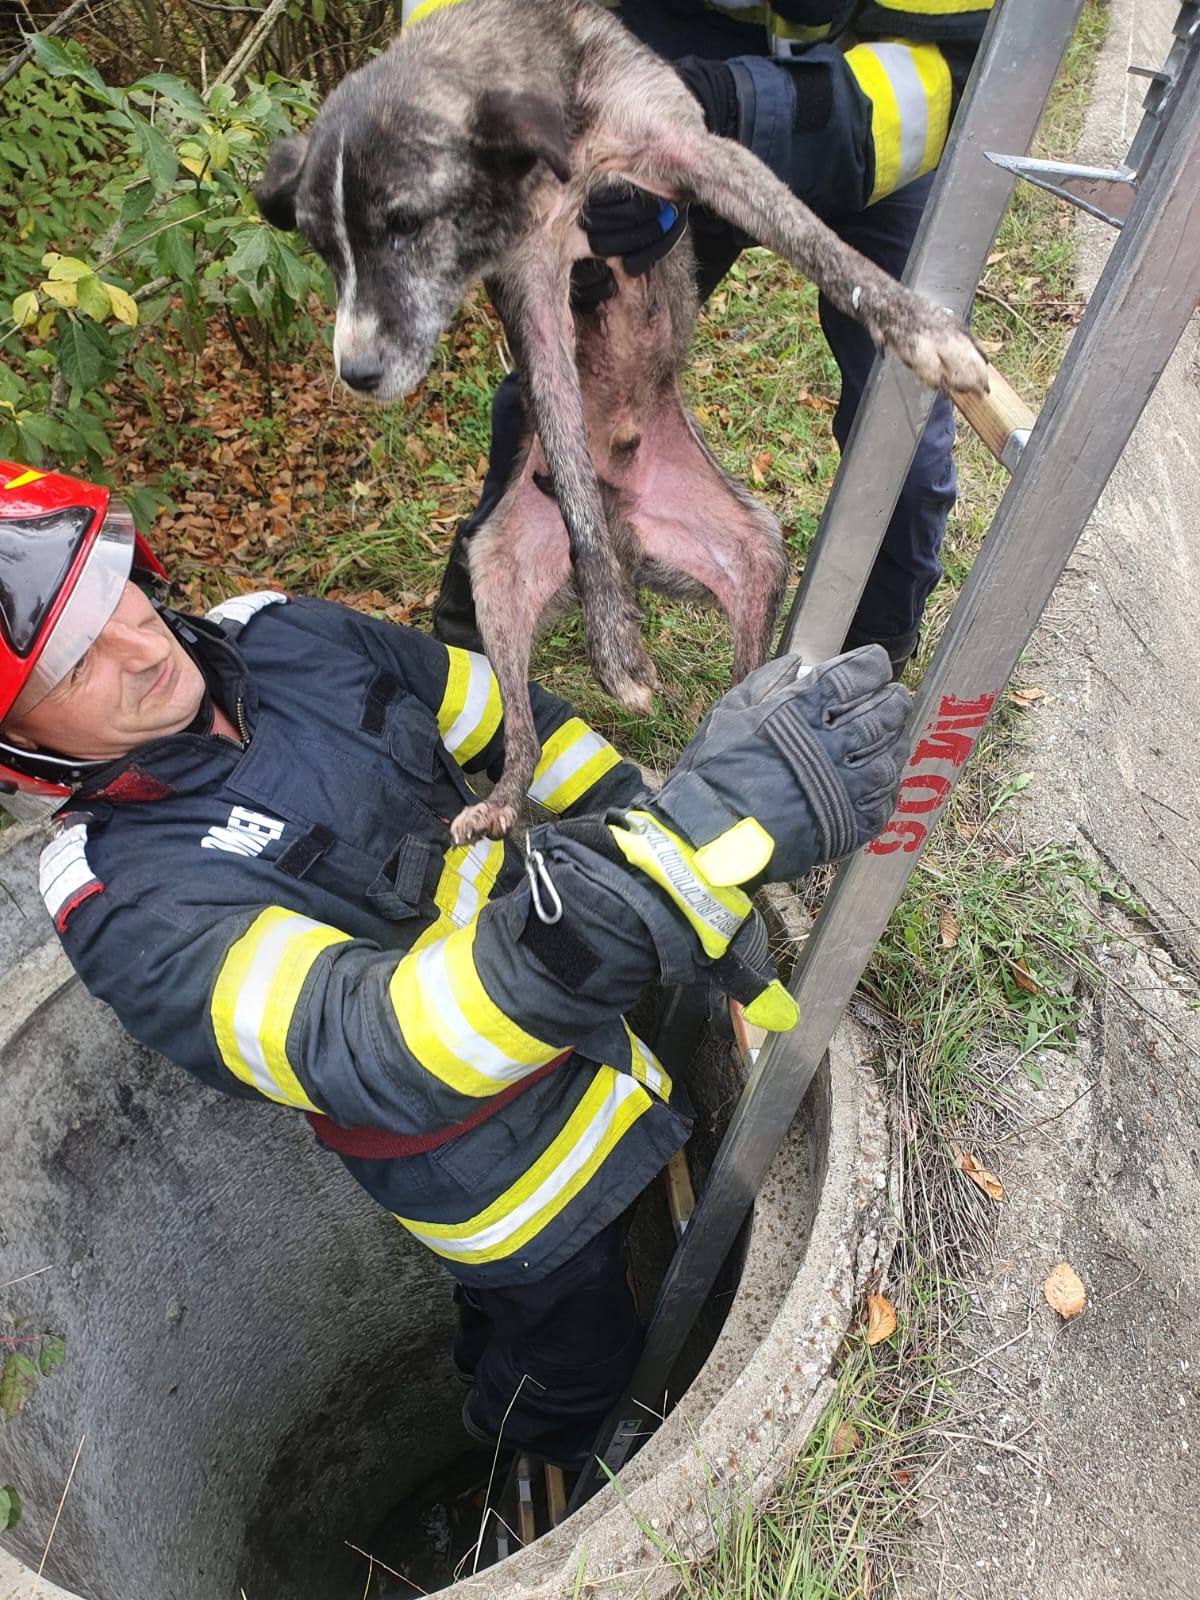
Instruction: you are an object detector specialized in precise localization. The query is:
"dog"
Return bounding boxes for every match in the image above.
[256,0,987,845]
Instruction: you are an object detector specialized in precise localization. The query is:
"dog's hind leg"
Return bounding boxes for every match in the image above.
[617,383,789,684]
[491,245,659,717]
[451,461,575,846]
[608,126,988,400]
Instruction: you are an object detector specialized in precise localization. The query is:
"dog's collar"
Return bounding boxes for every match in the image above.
[403,0,471,25]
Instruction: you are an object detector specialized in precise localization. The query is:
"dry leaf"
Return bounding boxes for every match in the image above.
[749,450,773,484]
[1044,1261,1086,1319]
[830,1421,860,1455]
[865,1294,897,1346]
[950,1143,1004,1201]
[939,908,960,948]
[1009,957,1040,995]
[894,1469,912,1487]
[1009,686,1046,707]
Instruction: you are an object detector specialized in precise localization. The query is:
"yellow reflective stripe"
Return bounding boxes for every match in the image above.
[409,838,505,954]
[404,0,469,24]
[437,646,503,766]
[390,919,558,1099]
[910,42,952,178]
[624,1023,673,1102]
[767,6,832,42]
[611,813,750,959]
[212,907,349,1111]
[847,44,902,202]
[871,0,991,14]
[847,41,951,201]
[2,468,46,490]
[396,1068,651,1263]
[528,717,622,813]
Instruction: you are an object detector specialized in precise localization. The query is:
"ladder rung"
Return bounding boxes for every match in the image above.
[663,1147,696,1240]
[954,362,1038,470]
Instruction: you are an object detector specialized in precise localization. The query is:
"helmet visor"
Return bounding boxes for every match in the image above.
[7,504,135,721]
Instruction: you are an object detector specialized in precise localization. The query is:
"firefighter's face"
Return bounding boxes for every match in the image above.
[4,583,206,761]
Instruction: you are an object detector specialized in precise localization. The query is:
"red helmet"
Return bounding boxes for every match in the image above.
[0,461,167,797]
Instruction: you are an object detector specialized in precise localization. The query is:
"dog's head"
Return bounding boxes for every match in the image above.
[257,56,571,403]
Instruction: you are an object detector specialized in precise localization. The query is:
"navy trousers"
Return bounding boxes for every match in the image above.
[455,1215,642,1469]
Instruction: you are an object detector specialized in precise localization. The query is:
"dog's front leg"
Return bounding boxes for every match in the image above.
[495,242,658,716]
[617,128,988,400]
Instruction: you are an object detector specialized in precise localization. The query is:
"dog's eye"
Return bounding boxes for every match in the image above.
[388,212,421,248]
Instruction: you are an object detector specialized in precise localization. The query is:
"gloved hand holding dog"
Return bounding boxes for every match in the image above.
[526,645,909,1026]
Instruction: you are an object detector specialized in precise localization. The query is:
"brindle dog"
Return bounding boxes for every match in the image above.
[257,0,987,844]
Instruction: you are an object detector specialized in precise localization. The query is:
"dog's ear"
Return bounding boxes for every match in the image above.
[256,135,310,231]
[472,90,571,183]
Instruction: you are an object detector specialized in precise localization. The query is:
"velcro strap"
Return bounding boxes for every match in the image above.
[649,770,742,848]
[306,1049,572,1159]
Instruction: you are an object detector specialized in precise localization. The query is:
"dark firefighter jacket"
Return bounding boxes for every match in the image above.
[614,0,995,212]
[41,592,692,1287]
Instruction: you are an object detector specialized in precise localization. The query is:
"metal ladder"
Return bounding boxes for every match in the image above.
[569,0,1200,1510]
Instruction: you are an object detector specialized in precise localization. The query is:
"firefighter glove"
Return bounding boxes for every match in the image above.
[608,646,909,959]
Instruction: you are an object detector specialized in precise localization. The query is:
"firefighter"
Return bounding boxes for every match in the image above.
[0,460,909,1469]
[432,0,994,680]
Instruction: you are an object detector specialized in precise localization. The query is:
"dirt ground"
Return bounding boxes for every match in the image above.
[901,1,1200,1595]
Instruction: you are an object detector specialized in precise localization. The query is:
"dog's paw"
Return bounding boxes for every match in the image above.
[901,312,989,398]
[450,799,517,847]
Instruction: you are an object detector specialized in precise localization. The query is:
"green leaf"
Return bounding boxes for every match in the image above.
[131,73,208,122]
[28,35,111,98]
[38,1333,66,1377]
[0,1353,39,1420]
[132,117,179,195]
[41,253,93,282]
[0,1484,22,1531]
[206,130,231,173]
[226,225,270,285]
[155,224,195,283]
[55,317,115,393]
[121,180,156,223]
[12,292,38,327]
[75,274,112,322]
[207,83,236,118]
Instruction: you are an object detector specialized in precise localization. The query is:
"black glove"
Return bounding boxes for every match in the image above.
[674,55,740,139]
[604,647,908,968]
[650,645,909,883]
[580,181,689,276]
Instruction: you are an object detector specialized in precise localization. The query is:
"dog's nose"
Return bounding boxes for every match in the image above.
[340,352,385,393]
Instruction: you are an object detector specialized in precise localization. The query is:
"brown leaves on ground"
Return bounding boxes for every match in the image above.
[830,1420,861,1455]
[939,908,960,947]
[1044,1261,1087,1319]
[950,1142,1005,1201]
[1008,956,1040,995]
[864,1294,897,1346]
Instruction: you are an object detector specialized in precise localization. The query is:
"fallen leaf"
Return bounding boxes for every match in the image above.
[977,335,1005,354]
[865,1294,897,1346]
[1009,686,1046,707]
[894,1469,912,1487]
[749,449,773,485]
[950,1143,1004,1201]
[1009,957,1040,995]
[830,1421,860,1455]
[939,908,960,948]
[1044,1261,1086,1319]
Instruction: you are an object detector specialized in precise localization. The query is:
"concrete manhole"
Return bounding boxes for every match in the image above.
[0,818,890,1599]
